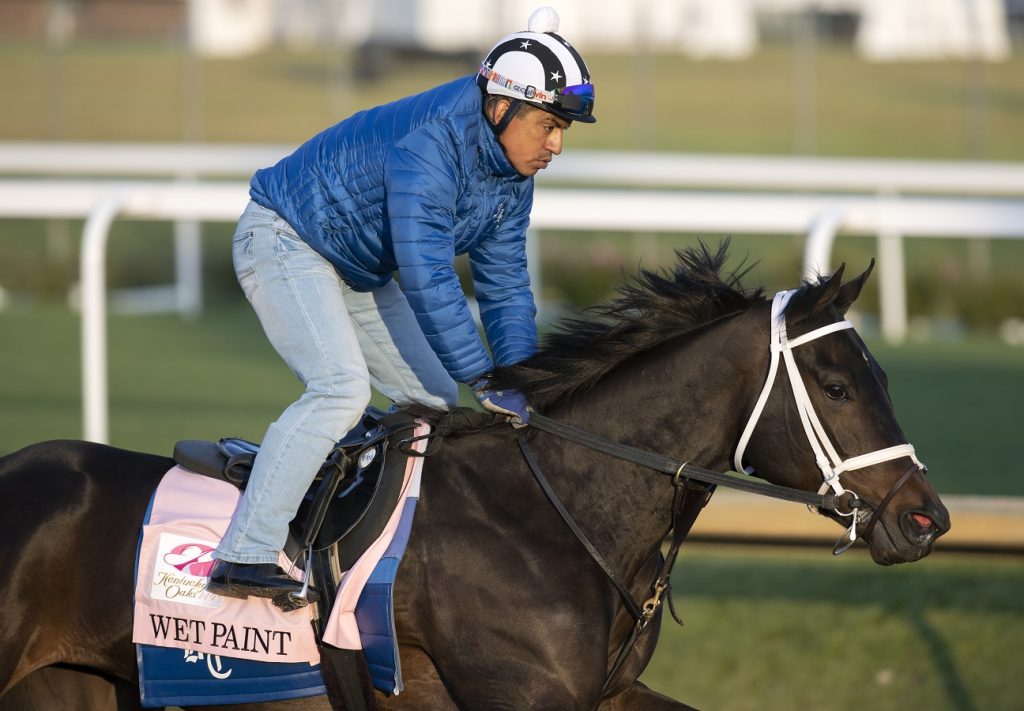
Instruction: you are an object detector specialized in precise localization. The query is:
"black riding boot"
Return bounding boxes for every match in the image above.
[206,559,320,604]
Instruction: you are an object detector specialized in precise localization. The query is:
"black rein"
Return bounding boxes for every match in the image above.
[526,413,862,513]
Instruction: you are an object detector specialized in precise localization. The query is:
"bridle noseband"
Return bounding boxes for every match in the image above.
[733,289,926,553]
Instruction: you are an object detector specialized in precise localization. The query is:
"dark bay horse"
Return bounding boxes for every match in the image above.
[0,246,950,710]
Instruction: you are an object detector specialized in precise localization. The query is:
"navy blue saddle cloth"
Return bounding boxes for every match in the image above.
[172,407,421,560]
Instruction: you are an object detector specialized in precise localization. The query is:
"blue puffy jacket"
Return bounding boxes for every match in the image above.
[249,76,537,383]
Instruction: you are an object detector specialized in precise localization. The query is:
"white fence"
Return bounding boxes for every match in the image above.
[7,143,1024,334]
[8,142,1024,194]
[2,143,1024,442]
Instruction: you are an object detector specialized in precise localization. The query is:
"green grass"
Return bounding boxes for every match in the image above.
[643,545,1024,710]
[870,340,1024,495]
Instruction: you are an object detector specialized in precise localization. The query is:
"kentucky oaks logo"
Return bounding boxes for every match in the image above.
[151,532,222,608]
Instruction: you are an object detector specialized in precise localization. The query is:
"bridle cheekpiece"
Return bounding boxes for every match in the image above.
[733,290,925,553]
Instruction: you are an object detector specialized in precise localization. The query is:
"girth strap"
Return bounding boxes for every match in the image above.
[603,477,713,700]
[649,477,714,624]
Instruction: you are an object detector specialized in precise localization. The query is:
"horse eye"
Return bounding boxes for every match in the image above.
[824,383,848,400]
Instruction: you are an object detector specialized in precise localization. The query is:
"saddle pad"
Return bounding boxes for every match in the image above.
[134,421,430,705]
[317,420,429,695]
[132,466,321,664]
[133,469,325,707]
[355,492,419,694]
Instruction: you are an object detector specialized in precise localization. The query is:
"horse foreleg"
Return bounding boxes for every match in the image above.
[600,681,699,711]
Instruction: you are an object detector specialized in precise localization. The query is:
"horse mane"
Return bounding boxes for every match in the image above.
[488,241,764,411]
[407,242,768,438]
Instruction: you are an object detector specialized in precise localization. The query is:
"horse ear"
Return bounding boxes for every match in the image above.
[790,262,846,323]
[834,259,875,315]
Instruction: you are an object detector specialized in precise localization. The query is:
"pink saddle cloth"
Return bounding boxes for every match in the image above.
[132,421,429,665]
[132,467,320,664]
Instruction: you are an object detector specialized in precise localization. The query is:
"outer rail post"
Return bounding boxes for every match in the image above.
[802,205,846,281]
[878,228,907,343]
[174,217,203,319]
[81,191,128,444]
[876,190,907,344]
[174,173,203,319]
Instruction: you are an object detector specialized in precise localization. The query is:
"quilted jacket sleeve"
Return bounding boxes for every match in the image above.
[385,121,493,383]
[468,187,538,368]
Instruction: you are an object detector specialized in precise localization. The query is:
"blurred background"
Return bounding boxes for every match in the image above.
[1,1,1022,709]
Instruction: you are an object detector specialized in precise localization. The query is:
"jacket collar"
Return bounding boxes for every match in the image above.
[480,119,525,179]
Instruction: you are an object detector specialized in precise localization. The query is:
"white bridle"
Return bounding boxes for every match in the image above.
[733,290,924,550]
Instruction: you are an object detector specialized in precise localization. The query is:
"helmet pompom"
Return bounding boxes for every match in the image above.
[527,6,560,34]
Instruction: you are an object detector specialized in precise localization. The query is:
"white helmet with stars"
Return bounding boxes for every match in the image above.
[477,7,596,124]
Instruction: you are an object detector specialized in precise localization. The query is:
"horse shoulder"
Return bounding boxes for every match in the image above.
[392,434,621,707]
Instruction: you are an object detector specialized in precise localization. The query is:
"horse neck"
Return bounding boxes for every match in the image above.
[539,309,768,577]
[554,308,766,469]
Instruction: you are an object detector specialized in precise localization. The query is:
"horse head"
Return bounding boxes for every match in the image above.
[737,262,951,565]
[492,244,949,567]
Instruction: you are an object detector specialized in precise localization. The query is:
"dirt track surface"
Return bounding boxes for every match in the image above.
[692,491,1024,552]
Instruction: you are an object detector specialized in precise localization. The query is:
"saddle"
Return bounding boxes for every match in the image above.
[172,407,422,565]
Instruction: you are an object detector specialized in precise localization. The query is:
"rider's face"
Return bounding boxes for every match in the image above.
[494,102,570,177]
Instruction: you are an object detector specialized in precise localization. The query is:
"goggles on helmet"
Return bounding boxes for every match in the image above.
[479,65,595,122]
[553,83,595,119]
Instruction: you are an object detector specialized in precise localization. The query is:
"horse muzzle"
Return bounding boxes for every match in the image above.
[831,462,948,565]
[865,473,951,565]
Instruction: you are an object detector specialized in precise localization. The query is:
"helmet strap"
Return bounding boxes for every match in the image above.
[487,97,522,137]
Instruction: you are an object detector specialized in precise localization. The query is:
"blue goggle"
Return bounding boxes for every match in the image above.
[553,83,595,119]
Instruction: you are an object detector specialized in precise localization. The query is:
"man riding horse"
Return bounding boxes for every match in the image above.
[207,7,597,604]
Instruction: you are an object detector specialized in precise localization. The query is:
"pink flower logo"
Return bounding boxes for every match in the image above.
[163,543,216,578]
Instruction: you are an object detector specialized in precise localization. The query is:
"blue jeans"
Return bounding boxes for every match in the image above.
[215,201,458,564]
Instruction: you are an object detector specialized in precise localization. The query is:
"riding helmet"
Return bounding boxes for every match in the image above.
[477,6,596,124]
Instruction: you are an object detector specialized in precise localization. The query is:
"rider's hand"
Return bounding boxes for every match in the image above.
[469,377,531,427]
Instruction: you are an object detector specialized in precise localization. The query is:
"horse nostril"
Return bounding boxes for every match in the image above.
[902,511,940,543]
[910,513,933,529]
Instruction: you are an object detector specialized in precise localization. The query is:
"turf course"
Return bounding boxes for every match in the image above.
[645,545,1024,710]
[1,42,1023,158]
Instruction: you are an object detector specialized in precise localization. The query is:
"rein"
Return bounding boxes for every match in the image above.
[527,413,861,512]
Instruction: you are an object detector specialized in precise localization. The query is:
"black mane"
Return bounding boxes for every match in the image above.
[490,242,764,411]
